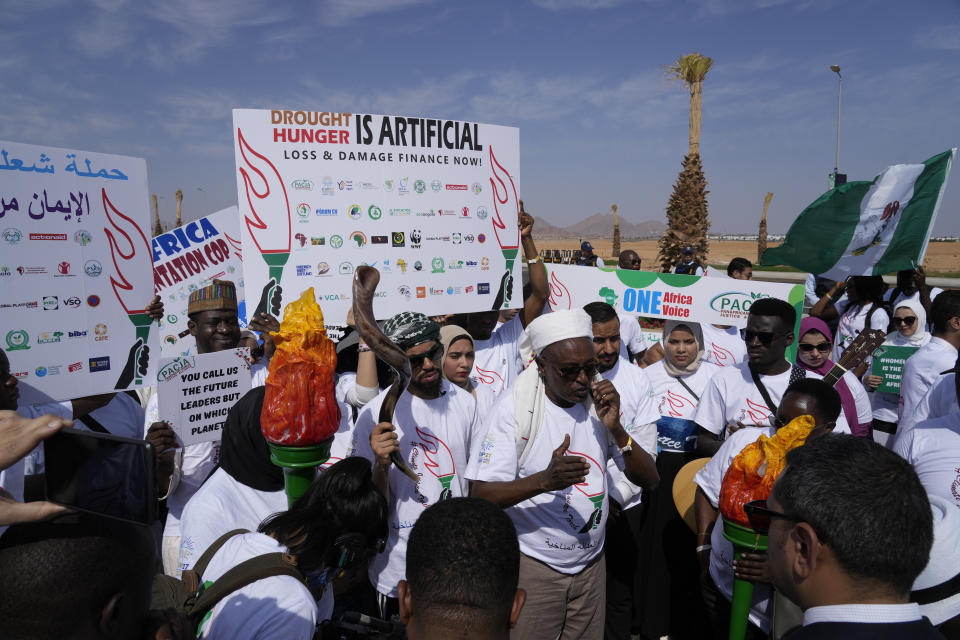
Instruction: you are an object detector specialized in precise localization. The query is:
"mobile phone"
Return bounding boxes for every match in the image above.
[44,428,157,526]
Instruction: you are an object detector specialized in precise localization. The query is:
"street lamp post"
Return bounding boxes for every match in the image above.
[829,65,845,188]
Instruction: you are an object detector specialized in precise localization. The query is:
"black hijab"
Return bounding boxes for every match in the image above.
[218,386,284,492]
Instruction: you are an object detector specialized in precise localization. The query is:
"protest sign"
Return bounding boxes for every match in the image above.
[153,206,245,357]
[544,264,804,358]
[870,345,919,394]
[157,348,251,446]
[0,140,158,402]
[232,109,521,325]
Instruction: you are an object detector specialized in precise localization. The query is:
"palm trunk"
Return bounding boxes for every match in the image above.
[611,204,620,259]
[689,80,702,157]
[152,194,162,236]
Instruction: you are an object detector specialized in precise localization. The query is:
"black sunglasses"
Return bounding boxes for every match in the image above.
[743,500,803,534]
[740,329,785,346]
[798,342,832,353]
[892,316,917,327]
[408,343,443,368]
[546,360,599,381]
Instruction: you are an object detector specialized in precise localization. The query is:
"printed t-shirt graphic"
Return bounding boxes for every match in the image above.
[471,315,523,393]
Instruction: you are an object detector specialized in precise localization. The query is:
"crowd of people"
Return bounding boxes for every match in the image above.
[1,215,959,640]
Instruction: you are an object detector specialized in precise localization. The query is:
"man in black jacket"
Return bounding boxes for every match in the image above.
[766,434,944,639]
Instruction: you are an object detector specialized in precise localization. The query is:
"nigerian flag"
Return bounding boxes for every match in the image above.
[760,149,956,280]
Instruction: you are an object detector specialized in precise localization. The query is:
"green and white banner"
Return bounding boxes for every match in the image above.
[544,264,802,357]
[760,149,956,280]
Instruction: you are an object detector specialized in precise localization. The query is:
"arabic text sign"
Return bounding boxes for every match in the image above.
[232,109,521,324]
[157,348,251,447]
[0,140,157,401]
[871,345,919,394]
[153,206,245,356]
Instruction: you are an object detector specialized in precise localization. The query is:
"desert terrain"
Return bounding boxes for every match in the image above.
[536,238,960,276]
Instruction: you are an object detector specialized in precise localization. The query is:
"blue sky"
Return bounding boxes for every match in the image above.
[3,0,959,234]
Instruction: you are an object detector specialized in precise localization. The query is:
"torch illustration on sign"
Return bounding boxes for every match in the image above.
[237,128,290,319]
[568,448,606,533]
[102,188,152,388]
[416,426,456,501]
[489,145,519,309]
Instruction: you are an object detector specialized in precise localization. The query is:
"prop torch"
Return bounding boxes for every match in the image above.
[237,128,291,319]
[718,415,815,640]
[260,288,340,505]
[489,145,520,309]
[103,189,153,386]
[352,266,418,482]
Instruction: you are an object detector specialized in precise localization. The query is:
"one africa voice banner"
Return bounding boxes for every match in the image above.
[153,206,245,357]
[232,109,521,324]
[544,264,803,356]
[0,140,158,402]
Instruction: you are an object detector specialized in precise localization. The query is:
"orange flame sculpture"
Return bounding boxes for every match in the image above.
[261,288,340,504]
[719,415,816,526]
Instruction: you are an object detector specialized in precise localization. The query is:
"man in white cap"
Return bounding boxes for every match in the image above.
[466,309,658,640]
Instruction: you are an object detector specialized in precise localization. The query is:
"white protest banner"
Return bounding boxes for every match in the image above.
[153,206,245,357]
[232,109,521,325]
[544,264,804,358]
[157,348,251,447]
[0,140,158,402]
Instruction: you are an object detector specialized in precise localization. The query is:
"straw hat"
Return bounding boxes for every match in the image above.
[672,457,710,532]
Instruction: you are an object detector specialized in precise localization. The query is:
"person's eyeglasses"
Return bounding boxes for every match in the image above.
[553,361,599,381]
[798,342,832,353]
[629,259,641,265]
[743,500,803,534]
[892,316,917,328]
[740,329,784,345]
[408,343,443,368]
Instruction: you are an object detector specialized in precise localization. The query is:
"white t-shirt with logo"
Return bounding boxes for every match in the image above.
[618,314,648,360]
[694,426,776,633]
[645,360,723,454]
[466,394,632,574]
[353,381,480,597]
[833,301,890,361]
[900,373,960,433]
[602,359,660,508]
[471,315,524,394]
[899,337,959,429]
[700,324,747,368]
[893,413,960,509]
[178,467,288,576]
[693,362,850,437]
[196,532,323,640]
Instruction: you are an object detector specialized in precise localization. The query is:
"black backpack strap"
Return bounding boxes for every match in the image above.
[78,414,111,434]
[673,375,700,403]
[189,529,249,584]
[189,552,305,625]
[748,364,779,415]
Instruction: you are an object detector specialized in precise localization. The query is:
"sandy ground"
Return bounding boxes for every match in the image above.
[536,238,960,275]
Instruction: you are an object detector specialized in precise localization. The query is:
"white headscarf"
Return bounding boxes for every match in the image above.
[886,299,929,347]
[525,309,594,355]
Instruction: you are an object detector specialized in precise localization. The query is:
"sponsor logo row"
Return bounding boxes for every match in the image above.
[0,295,102,310]
[317,281,492,303]
[290,178,484,196]
[292,230,487,249]
[293,257,493,278]
[0,260,103,278]
[299,204,488,221]
[2,228,92,246]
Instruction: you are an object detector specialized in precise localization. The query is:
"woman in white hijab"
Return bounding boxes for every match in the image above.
[864,299,929,446]
[634,320,723,639]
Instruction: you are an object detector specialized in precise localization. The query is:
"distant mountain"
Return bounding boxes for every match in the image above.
[533,213,665,239]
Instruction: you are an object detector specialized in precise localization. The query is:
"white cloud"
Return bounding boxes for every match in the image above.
[318,0,440,26]
[913,24,960,51]
[529,0,635,9]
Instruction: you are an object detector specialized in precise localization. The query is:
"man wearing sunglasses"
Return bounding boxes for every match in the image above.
[467,310,659,640]
[354,311,480,619]
[618,249,642,270]
[900,291,960,433]
[694,298,806,456]
[693,378,842,639]
[765,434,943,639]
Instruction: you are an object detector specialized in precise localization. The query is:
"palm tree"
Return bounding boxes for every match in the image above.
[611,204,620,259]
[665,52,713,156]
[175,189,183,228]
[656,53,713,272]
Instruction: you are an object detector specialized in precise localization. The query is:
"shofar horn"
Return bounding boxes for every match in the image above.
[352,265,418,482]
